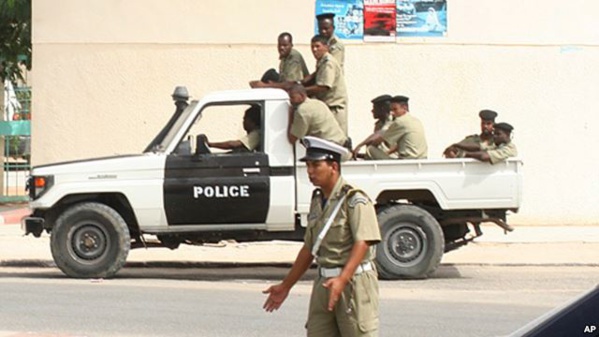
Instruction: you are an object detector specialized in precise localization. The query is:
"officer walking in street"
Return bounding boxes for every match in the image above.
[263,136,381,337]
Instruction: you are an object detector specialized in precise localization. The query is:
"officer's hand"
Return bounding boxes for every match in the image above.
[249,80,265,88]
[322,277,347,311]
[262,283,290,312]
[443,146,457,158]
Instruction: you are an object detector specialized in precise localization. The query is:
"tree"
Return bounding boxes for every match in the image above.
[0,0,31,83]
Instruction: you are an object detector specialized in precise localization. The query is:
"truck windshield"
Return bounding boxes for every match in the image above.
[144,101,199,153]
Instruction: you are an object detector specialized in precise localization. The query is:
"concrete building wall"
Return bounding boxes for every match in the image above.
[31,0,599,225]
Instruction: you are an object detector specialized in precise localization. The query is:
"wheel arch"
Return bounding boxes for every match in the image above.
[375,188,442,209]
[42,193,140,237]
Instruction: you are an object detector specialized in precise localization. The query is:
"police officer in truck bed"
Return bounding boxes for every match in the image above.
[263,136,381,337]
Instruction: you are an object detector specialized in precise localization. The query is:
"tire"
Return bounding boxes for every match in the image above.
[375,205,444,280]
[50,202,130,278]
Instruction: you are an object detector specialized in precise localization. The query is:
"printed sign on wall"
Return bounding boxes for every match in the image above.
[364,0,396,42]
[315,0,364,40]
[396,0,447,37]
[315,0,448,40]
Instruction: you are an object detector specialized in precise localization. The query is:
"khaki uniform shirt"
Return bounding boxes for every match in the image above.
[279,48,309,82]
[239,129,260,151]
[454,134,495,158]
[382,113,428,159]
[314,53,347,109]
[487,141,518,164]
[290,98,347,146]
[303,177,381,268]
[374,115,393,133]
[328,34,345,69]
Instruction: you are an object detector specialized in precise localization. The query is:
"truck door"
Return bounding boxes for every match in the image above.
[163,152,270,225]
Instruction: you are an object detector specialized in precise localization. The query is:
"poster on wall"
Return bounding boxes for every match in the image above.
[363,0,396,42]
[396,0,447,37]
[315,0,364,40]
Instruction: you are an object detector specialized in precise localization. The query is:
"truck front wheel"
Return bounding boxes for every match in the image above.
[375,205,444,279]
[50,202,130,278]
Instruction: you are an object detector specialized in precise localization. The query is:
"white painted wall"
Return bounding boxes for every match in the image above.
[31,0,599,225]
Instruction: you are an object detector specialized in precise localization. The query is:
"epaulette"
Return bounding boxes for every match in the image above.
[342,184,370,208]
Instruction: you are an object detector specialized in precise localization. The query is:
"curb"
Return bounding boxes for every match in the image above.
[2,259,599,269]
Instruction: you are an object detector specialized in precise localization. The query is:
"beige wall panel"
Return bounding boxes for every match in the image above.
[32,43,599,224]
[34,0,315,44]
[34,0,599,45]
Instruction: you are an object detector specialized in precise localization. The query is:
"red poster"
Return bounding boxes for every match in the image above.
[363,0,396,42]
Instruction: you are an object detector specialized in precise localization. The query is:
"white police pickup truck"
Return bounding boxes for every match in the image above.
[23,88,523,279]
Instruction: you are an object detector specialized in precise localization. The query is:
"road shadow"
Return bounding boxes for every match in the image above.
[0,261,465,282]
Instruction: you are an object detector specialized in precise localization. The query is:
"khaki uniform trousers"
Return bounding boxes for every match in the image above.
[365,145,398,160]
[306,270,379,337]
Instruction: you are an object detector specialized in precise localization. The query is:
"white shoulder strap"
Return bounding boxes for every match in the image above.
[311,194,348,257]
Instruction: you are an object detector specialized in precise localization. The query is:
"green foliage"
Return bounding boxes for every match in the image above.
[0,0,32,83]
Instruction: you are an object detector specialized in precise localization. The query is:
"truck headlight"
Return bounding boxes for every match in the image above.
[26,175,54,200]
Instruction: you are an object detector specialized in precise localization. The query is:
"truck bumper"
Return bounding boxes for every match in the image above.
[22,217,45,238]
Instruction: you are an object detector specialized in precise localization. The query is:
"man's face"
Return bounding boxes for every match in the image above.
[372,103,387,119]
[306,160,335,187]
[289,92,306,107]
[311,41,328,60]
[242,114,254,132]
[481,119,494,136]
[277,36,293,59]
[390,102,406,117]
[318,19,334,39]
[493,128,510,146]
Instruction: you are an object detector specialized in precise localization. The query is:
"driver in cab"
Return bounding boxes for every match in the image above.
[205,105,261,152]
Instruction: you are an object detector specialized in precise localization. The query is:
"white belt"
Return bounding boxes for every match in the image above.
[319,261,373,278]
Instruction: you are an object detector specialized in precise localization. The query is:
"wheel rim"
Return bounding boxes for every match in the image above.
[385,222,427,267]
[67,221,110,263]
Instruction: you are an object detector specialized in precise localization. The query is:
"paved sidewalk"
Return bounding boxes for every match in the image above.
[0,205,29,225]
[1,221,599,267]
[2,204,599,266]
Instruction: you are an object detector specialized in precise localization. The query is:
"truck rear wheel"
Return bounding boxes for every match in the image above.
[375,205,444,279]
[50,202,130,278]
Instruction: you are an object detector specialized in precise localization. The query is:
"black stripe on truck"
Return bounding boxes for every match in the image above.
[163,153,291,225]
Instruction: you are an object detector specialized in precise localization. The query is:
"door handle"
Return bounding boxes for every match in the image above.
[243,168,261,176]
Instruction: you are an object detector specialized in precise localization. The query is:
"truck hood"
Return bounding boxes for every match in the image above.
[31,154,165,177]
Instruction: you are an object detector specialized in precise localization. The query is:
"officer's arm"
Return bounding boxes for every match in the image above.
[304,84,329,97]
[464,150,490,162]
[287,106,299,144]
[263,246,314,312]
[323,240,371,311]
[281,246,314,289]
[301,73,316,86]
[208,140,244,150]
[338,240,371,283]
[453,141,481,152]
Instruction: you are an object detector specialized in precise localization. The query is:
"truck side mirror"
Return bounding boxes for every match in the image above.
[195,134,211,155]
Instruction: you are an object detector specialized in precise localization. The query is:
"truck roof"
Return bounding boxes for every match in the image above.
[197,88,289,104]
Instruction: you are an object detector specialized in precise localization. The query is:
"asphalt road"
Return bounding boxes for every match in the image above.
[1,265,597,337]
